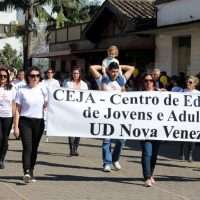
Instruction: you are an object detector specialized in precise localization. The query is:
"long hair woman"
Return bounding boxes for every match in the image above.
[64,66,88,156]
[141,73,160,187]
[0,67,16,169]
[14,66,47,184]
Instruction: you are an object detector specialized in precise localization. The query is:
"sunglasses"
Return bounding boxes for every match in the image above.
[29,74,40,78]
[0,75,7,79]
[144,79,153,83]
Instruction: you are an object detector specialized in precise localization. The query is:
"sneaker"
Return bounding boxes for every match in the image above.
[30,169,36,183]
[23,174,31,184]
[113,161,121,170]
[31,177,37,183]
[145,179,152,187]
[151,177,156,184]
[103,164,111,172]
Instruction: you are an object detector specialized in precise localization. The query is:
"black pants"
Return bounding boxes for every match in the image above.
[180,142,195,160]
[68,137,80,154]
[0,117,13,161]
[19,117,44,173]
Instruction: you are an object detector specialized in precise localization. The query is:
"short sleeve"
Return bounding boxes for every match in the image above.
[15,89,22,105]
[81,81,88,90]
[40,85,48,101]
[12,87,17,101]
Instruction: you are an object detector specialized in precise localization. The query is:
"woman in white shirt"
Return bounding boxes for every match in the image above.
[14,66,47,184]
[179,75,199,162]
[64,67,88,156]
[0,67,16,169]
[41,67,60,143]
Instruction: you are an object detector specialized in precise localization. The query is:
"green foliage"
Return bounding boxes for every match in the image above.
[0,44,23,70]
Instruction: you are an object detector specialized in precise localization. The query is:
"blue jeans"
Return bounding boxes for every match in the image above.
[102,139,125,166]
[141,141,160,180]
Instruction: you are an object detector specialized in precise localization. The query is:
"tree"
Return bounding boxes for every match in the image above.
[0,43,23,70]
[1,0,101,69]
[1,0,81,69]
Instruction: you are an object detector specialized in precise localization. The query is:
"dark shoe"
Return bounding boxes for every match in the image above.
[73,151,79,156]
[0,161,5,169]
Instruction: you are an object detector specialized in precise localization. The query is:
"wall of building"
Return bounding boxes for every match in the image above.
[157,0,200,26]
[191,32,200,75]
[0,9,17,24]
[155,24,200,75]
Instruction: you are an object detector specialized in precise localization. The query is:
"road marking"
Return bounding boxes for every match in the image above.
[0,182,29,200]
[154,185,190,200]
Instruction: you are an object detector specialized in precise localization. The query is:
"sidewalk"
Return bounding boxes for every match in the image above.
[0,137,200,200]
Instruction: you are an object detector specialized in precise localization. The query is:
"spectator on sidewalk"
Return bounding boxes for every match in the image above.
[179,75,199,162]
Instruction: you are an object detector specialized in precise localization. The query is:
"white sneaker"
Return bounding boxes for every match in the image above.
[113,161,121,170]
[103,164,111,172]
[23,174,31,184]
[31,177,37,183]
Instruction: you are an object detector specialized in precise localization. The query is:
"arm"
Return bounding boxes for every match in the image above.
[13,104,21,138]
[120,65,135,80]
[90,65,102,79]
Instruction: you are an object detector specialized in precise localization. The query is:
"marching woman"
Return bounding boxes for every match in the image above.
[179,75,199,162]
[0,67,16,169]
[63,66,88,156]
[141,73,160,187]
[14,66,47,184]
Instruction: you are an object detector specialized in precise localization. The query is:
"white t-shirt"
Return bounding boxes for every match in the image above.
[102,57,119,69]
[96,75,125,91]
[15,84,47,119]
[0,86,16,118]
[12,79,26,91]
[41,78,60,89]
[64,80,88,90]
[183,89,200,94]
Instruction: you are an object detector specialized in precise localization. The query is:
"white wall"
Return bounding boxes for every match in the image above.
[155,34,173,75]
[157,0,200,26]
[155,24,200,75]
[0,8,24,25]
[0,9,17,24]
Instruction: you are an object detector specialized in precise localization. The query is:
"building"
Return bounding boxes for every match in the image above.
[0,5,23,54]
[38,0,156,77]
[155,0,200,75]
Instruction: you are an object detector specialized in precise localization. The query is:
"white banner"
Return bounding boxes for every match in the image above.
[47,87,200,142]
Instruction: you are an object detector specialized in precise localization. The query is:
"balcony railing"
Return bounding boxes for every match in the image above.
[48,22,88,44]
[0,24,17,37]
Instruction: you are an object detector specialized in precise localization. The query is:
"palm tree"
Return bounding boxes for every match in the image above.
[1,0,100,69]
[1,0,81,69]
